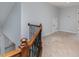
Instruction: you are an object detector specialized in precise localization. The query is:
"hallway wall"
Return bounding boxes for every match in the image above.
[2,3,21,47]
[59,5,79,33]
[21,2,59,38]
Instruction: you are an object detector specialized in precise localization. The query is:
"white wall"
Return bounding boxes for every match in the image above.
[21,2,59,38]
[59,6,79,33]
[0,3,15,28]
[2,3,21,47]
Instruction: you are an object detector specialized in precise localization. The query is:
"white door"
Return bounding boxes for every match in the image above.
[52,17,58,33]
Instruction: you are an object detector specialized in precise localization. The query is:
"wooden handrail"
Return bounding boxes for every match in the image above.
[0,24,42,57]
[1,48,21,57]
[27,27,41,48]
[28,24,42,56]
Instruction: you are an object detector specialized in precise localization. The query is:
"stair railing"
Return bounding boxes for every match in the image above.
[0,23,42,57]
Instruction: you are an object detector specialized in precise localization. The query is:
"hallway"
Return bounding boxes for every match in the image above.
[42,31,79,57]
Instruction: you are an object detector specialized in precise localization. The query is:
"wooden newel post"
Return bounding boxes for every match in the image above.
[19,38,29,57]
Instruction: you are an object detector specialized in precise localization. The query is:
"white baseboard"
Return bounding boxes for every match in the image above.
[42,30,77,38]
[43,30,58,38]
[58,30,77,34]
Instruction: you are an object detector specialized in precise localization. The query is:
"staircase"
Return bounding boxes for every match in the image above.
[0,23,42,57]
[0,32,15,55]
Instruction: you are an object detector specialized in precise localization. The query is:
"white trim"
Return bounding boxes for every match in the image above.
[42,30,77,38]
[43,30,58,38]
[58,30,77,34]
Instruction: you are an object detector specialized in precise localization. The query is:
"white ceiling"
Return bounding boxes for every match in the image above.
[49,2,79,8]
[0,2,15,27]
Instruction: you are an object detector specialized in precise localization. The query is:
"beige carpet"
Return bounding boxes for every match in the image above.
[42,31,79,57]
